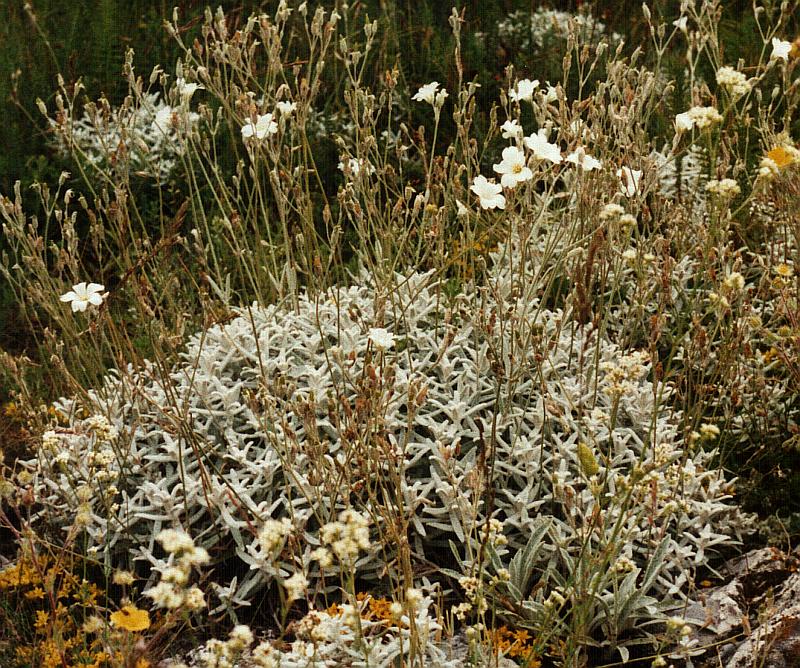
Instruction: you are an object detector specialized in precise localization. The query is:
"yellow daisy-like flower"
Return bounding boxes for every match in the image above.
[110,604,151,632]
[766,146,795,169]
[24,586,45,600]
[34,610,49,631]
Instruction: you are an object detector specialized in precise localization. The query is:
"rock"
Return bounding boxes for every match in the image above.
[684,579,746,636]
[672,548,800,668]
[724,592,800,668]
[723,546,797,602]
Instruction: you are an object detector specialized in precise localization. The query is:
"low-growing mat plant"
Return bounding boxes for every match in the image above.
[1,0,800,666]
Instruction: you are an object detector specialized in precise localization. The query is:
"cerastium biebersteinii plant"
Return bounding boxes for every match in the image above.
[17,264,751,664]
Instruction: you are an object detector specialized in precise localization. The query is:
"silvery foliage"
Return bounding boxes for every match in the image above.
[651,144,708,210]
[25,256,750,613]
[497,7,621,51]
[52,92,198,183]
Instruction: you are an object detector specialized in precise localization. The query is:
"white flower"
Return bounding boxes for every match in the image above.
[673,16,688,33]
[771,37,792,61]
[175,78,203,102]
[338,157,374,177]
[368,327,395,351]
[493,146,533,188]
[544,83,559,103]
[675,111,694,132]
[524,130,562,164]
[241,113,278,141]
[455,199,469,217]
[470,175,506,210]
[276,101,297,115]
[153,106,174,132]
[509,78,539,102]
[566,147,602,171]
[501,119,524,140]
[617,166,643,197]
[412,82,441,104]
[60,282,105,312]
[434,88,449,108]
[674,106,723,132]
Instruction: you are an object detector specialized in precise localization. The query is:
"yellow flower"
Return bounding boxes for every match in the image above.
[34,609,50,631]
[25,586,45,600]
[110,604,151,632]
[766,146,795,169]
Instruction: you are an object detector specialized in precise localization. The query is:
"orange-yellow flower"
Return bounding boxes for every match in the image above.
[110,604,150,632]
[766,146,794,169]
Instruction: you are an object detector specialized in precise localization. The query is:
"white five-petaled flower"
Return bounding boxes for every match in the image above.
[675,111,694,132]
[276,101,297,115]
[456,199,469,217]
[60,282,105,312]
[368,328,395,351]
[566,147,602,171]
[524,130,563,164]
[674,105,722,132]
[241,113,278,141]
[673,16,688,33]
[501,119,524,140]
[412,82,442,104]
[493,146,533,188]
[617,166,643,197]
[338,157,374,177]
[175,78,203,102]
[509,78,539,102]
[470,175,506,210]
[771,37,792,61]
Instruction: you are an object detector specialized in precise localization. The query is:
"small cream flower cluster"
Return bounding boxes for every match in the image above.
[688,423,721,446]
[257,517,293,558]
[84,414,118,442]
[705,178,741,199]
[453,575,488,621]
[599,203,636,231]
[612,555,638,574]
[708,271,745,312]
[600,351,649,398]
[196,625,255,668]
[716,66,751,98]
[283,571,308,602]
[543,588,568,610]
[483,518,508,548]
[144,529,208,610]
[675,106,723,132]
[319,509,371,565]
